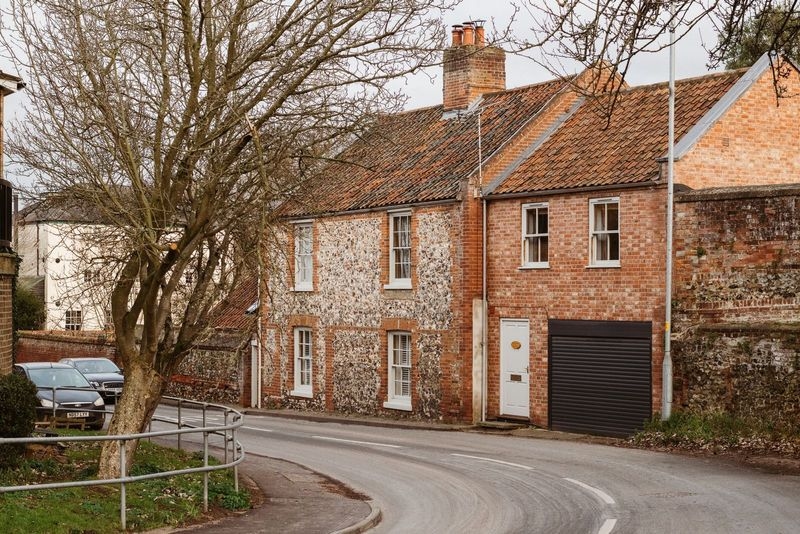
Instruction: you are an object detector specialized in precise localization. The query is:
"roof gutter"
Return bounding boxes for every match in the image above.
[484,179,661,202]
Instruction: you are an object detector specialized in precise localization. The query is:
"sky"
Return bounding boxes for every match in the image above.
[1,0,722,185]
[402,1,721,109]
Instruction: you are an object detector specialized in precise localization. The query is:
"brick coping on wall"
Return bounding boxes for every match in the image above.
[676,183,800,202]
[18,330,115,344]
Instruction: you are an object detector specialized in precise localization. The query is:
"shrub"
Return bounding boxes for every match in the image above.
[14,285,45,331]
[0,373,39,468]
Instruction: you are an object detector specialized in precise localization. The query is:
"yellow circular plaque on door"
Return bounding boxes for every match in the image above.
[510,341,521,350]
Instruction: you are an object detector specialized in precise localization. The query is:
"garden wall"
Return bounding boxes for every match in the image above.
[672,184,800,425]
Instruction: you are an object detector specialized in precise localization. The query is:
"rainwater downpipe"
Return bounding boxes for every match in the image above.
[478,110,488,424]
[662,4,676,421]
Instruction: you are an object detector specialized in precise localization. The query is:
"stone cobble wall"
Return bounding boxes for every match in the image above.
[166,343,243,405]
[672,185,800,425]
[264,206,455,419]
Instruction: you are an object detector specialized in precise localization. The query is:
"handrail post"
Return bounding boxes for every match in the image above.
[224,411,229,464]
[120,439,127,530]
[232,424,239,493]
[177,399,182,451]
[203,430,209,513]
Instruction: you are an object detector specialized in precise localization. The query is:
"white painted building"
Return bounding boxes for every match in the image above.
[16,203,113,331]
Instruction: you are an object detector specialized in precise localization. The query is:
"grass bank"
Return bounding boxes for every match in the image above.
[0,436,250,533]
[631,411,800,457]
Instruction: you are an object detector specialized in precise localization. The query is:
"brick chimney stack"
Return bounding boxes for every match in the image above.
[443,20,505,111]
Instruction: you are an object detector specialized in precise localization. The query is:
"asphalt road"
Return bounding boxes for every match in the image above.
[154,406,800,534]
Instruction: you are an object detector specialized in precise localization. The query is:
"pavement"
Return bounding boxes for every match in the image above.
[165,408,599,534]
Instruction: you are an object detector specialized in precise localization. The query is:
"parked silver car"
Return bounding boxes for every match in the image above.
[59,357,125,403]
[13,362,106,430]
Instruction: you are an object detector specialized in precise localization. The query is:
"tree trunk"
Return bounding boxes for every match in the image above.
[97,361,167,479]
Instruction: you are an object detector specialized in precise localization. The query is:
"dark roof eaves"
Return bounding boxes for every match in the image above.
[669,55,769,161]
[484,96,586,195]
[485,179,662,201]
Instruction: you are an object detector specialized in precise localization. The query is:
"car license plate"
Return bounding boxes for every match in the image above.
[66,411,90,418]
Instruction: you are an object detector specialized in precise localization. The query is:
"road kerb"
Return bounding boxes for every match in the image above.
[332,501,382,534]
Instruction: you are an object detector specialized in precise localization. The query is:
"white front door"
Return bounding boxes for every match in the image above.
[500,319,530,418]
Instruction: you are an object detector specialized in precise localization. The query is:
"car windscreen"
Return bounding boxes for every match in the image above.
[28,368,93,388]
[75,359,120,374]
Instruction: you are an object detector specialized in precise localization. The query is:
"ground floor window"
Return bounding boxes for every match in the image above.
[292,327,312,397]
[384,331,411,411]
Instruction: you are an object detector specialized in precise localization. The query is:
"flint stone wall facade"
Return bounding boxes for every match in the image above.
[263,205,459,420]
[167,336,244,405]
[672,185,800,425]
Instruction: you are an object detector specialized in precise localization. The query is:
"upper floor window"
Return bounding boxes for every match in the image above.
[589,197,620,267]
[294,222,313,291]
[387,211,411,289]
[521,203,548,268]
[292,327,313,397]
[65,309,82,331]
[384,331,412,411]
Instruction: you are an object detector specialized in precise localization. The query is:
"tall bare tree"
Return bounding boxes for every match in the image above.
[1,0,451,478]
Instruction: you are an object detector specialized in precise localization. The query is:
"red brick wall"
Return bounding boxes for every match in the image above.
[676,61,800,189]
[486,187,668,426]
[0,254,14,375]
[15,331,118,363]
[443,45,505,110]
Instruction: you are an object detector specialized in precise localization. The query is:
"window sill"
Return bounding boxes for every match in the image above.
[518,263,549,270]
[383,400,412,412]
[586,262,620,269]
[290,389,313,398]
[292,286,314,292]
[383,281,412,291]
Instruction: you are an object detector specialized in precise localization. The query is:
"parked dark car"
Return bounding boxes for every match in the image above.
[59,357,124,403]
[13,362,105,430]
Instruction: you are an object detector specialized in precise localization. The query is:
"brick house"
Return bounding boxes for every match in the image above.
[482,54,800,435]
[0,71,25,375]
[259,22,605,421]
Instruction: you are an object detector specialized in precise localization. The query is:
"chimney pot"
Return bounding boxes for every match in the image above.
[451,25,463,46]
[462,21,475,45]
[475,21,485,46]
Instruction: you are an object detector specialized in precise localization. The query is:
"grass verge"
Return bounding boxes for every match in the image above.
[630,411,800,457]
[0,436,250,533]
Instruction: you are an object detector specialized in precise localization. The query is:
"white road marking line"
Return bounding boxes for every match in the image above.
[312,436,402,448]
[451,453,534,470]
[242,426,274,432]
[598,518,617,534]
[563,477,616,505]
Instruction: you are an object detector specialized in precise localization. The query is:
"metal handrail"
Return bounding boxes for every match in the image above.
[0,396,246,530]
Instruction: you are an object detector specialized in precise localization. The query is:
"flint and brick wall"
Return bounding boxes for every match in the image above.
[486,186,668,427]
[263,204,463,421]
[671,185,800,425]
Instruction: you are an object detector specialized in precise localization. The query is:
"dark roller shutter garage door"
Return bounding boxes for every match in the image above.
[549,319,652,437]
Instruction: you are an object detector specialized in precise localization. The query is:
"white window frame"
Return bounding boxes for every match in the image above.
[293,221,313,291]
[383,331,412,411]
[65,309,82,331]
[291,327,313,398]
[385,210,412,290]
[521,202,549,268]
[589,197,620,267]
